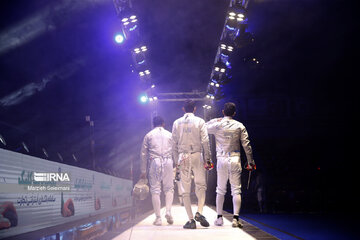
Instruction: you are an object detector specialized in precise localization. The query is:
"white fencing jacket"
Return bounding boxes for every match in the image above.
[171,113,211,165]
[206,116,255,165]
[140,127,173,174]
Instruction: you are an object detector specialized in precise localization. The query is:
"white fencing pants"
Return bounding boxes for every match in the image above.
[148,157,174,216]
[216,154,242,216]
[179,152,207,220]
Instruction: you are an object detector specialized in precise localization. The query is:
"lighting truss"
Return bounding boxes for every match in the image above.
[205,0,251,104]
[113,0,133,16]
[113,0,157,99]
[157,91,207,102]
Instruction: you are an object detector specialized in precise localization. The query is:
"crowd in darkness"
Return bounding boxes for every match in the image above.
[214,95,345,215]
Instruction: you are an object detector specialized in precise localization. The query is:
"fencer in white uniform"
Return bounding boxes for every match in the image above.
[206,102,256,228]
[172,100,213,229]
[140,116,174,226]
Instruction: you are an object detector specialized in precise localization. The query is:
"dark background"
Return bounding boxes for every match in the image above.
[0,0,353,215]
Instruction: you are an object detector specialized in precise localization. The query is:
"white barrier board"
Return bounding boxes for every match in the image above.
[0,148,132,239]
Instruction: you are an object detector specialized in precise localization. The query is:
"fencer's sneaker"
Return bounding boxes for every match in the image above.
[194,212,210,227]
[153,217,162,226]
[232,218,243,228]
[183,219,196,229]
[165,214,174,225]
[214,217,224,226]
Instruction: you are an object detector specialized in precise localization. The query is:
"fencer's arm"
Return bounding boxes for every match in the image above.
[171,122,179,165]
[200,120,211,162]
[206,117,222,134]
[140,135,149,175]
[240,125,255,166]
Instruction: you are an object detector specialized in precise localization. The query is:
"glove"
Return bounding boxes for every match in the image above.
[245,162,256,171]
[204,160,214,171]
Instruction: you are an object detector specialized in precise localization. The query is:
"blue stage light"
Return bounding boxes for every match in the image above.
[114,33,124,44]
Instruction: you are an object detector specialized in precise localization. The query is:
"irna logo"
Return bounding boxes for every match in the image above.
[34,172,70,182]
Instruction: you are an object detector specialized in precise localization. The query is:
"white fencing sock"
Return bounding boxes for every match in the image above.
[216,194,225,215]
[232,194,241,216]
[183,193,194,220]
[151,194,161,218]
[165,191,174,215]
[196,189,206,214]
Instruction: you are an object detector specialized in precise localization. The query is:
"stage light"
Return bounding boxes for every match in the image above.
[237,14,245,22]
[220,44,234,60]
[227,6,246,22]
[151,84,155,88]
[139,70,150,76]
[210,82,220,88]
[114,33,124,44]
[132,47,148,66]
[206,94,215,100]
[226,5,247,31]
[121,14,139,34]
[220,43,233,53]
[140,96,147,102]
[139,94,148,103]
[148,95,158,102]
[134,46,147,54]
[252,58,260,64]
[229,12,236,18]
[203,104,212,110]
[122,16,131,26]
[122,15,137,27]
[214,65,226,73]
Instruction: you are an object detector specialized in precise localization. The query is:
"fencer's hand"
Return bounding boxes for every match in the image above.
[204,160,214,171]
[139,173,147,179]
[175,165,181,181]
[175,171,181,181]
[245,163,256,171]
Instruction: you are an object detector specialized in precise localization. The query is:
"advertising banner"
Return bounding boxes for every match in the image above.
[0,148,133,239]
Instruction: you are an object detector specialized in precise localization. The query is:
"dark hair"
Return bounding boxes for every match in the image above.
[223,102,236,116]
[153,116,164,127]
[183,99,196,112]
